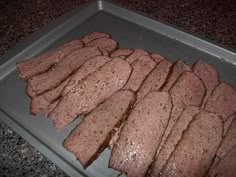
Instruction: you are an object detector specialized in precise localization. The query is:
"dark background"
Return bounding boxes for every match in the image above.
[0,0,235,176]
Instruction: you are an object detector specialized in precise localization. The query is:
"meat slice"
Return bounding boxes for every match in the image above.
[26,84,36,98]
[30,78,70,115]
[62,56,112,96]
[156,71,206,157]
[63,90,136,168]
[28,46,101,95]
[44,100,59,117]
[136,60,172,103]
[150,106,200,176]
[17,40,84,80]
[81,32,110,44]
[216,117,236,160]
[109,92,172,177]
[99,48,110,56]
[207,116,236,176]
[160,111,223,177]
[108,124,124,150]
[193,60,220,107]
[150,53,165,64]
[31,56,111,115]
[111,48,134,58]
[49,58,132,129]
[123,55,156,92]
[223,113,235,136]
[16,39,79,69]
[208,147,236,177]
[125,48,148,64]
[16,39,83,69]
[160,60,191,92]
[204,82,236,122]
[86,38,117,52]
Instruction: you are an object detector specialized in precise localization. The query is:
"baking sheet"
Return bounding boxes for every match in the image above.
[0,1,236,177]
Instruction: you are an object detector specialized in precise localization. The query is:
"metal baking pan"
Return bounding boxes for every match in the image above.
[0,1,236,176]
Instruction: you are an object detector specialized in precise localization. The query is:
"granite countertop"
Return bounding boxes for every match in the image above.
[0,0,235,176]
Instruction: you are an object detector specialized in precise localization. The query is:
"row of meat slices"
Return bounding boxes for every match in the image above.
[16,32,236,177]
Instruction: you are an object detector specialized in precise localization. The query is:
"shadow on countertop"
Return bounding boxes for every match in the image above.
[0,0,235,176]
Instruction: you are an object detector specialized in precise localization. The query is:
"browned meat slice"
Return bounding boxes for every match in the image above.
[109,92,172,177]
[16,39,83,70]
[156,71,206,157]
[44,100,58,117]
[193,60,220,107]
[204,82,236,122]
[30,78,70,115]
[123,55,156,92]
[150,53,165,63]
[207,115,236,176]
[99,48,110,56]
[28,46,101,95]
[49,58,132,129]
[110,48,134,58]
[216,117,236,160]
[160,111,223,177]
[108,124,124,150]
[223,113,235,136]
[17,40,84,80]
[30,57,108,114]
[150,106,200,176]
[86,38,117,52]
[207,156,221,176]
[125,48,148,64]
[208,147,236,177]
[136,60,172,103]
[26,84,36,98]
[160,60,191,92]
[62,56,112,96]
[81,32,110,44]
[63,90,136,168]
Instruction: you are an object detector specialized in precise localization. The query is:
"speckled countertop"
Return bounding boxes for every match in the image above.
[0,0,235,176]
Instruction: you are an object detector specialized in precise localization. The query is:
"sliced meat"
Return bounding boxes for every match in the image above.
[150,106,200,176]
[26,84,36,98]
[223,113,235,136]
[125,48,148,64]
[109,92,172,177]
[207,156,221,176]
[216,117,236,159]
[160,111,223,177]
[86,38,117,52]
[28,46,101,95]
[136,60,172,103]
[62,56,112,96]
[16,39,83,69]
[204,82,236,122]
[99,48,110,56]
[207,115,236,176]
[150,53,165,64]
[49,58,132,129]
[193,60,220,107]
[108,124,124,150]
[30,78,70,115]
[44,100,58,117]
[17,40,84,80]
[123,55,156,92]
[156,71,206,157]
[63,90,136,168]
[111,48,134,59]
[81,32,110,44]
[208,147,236,177]
[160,59,191,92]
